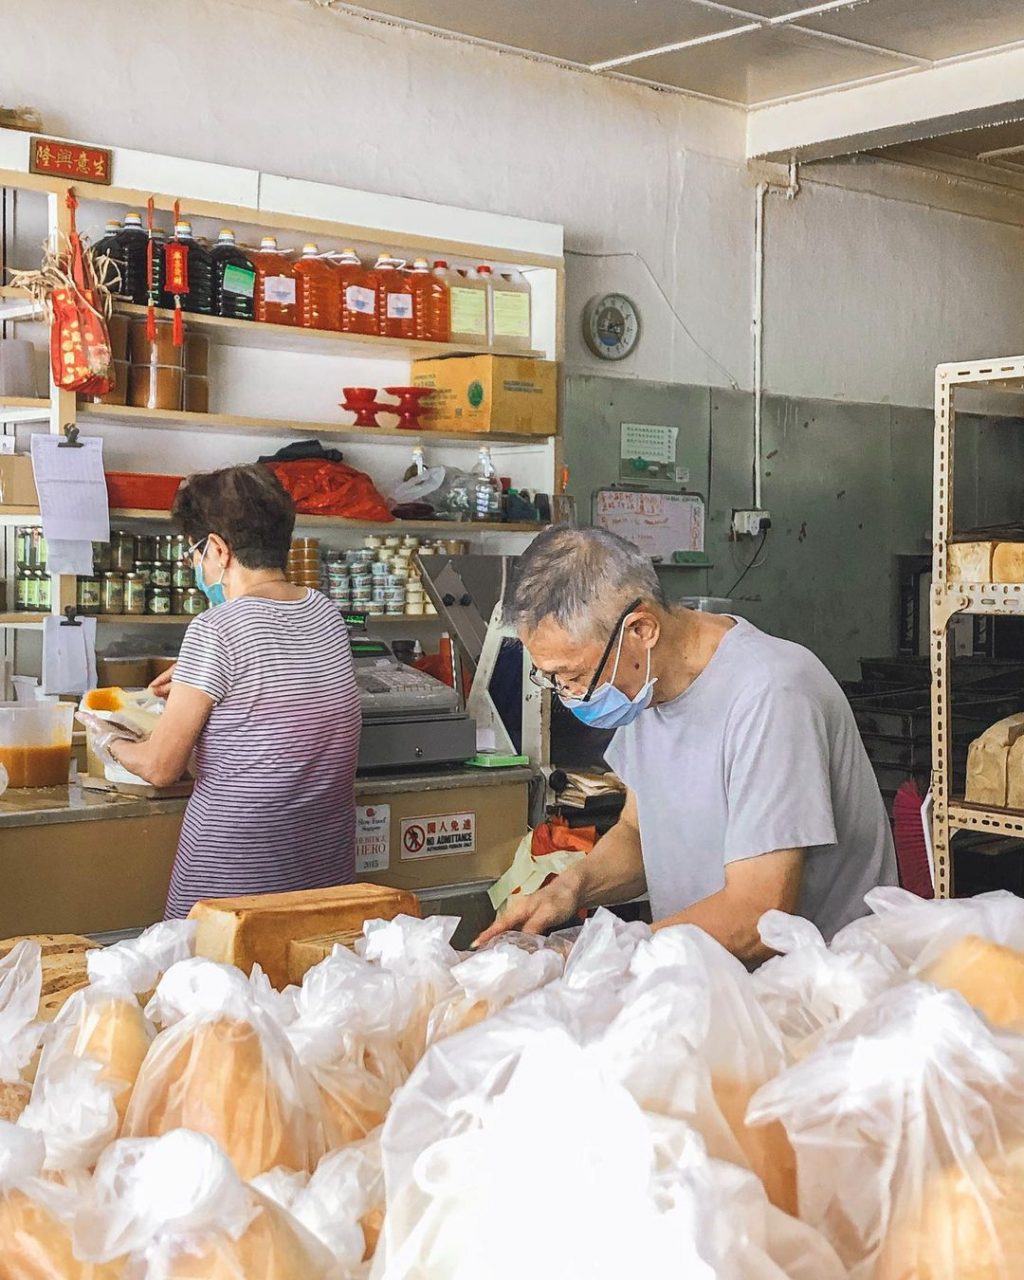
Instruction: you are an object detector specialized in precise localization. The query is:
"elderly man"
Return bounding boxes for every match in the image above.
[477,526,897,963]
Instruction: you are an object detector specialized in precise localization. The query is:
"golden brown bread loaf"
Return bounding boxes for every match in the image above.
[965,715,1024,808]
[68,994,153,1128]
[0,1080,30,1124]
[189,884,421,989]
[918,935,1024,1032]
[124,1017,311,1181]
[992,543,1024,584]
[712,1074,798,1218]
[286,929,363,985]
[158,1193,330,1280]
[0,1186,122,1279]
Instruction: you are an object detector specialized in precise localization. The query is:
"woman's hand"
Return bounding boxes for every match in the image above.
[149,663,177,700]
[74,711,138,768]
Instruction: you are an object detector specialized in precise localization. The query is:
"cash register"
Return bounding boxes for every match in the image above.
[349,635,477,771]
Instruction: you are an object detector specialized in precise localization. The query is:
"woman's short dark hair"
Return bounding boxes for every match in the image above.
[172,465,295,570]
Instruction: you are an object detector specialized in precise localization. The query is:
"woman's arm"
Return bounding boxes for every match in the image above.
[109,682,213,787]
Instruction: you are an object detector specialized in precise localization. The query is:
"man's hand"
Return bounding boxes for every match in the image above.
[473,869,583,948]
[148,663,177,700]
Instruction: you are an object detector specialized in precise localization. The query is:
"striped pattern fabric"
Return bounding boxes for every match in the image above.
[164,589,361,919]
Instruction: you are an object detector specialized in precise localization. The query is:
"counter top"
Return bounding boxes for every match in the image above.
[0,765,534,828]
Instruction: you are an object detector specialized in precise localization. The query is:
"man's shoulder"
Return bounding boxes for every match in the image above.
[720,621,835,699]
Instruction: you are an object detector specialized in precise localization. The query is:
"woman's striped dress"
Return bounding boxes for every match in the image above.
[164,589,361,919]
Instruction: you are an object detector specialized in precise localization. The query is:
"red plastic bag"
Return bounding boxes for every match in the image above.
[265,459,394,522]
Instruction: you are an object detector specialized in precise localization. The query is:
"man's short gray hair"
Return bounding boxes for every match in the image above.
[506,525,666,643]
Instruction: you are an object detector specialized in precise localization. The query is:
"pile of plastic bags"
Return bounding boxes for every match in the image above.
[5,889,1024,1276]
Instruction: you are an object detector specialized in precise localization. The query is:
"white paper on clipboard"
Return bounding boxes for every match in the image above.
[593,489,705,562]
[30,434,110,543]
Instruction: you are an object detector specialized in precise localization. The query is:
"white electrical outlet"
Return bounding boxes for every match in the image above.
[731,509,771,538]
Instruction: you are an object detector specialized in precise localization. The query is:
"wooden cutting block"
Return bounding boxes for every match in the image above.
[189,883,421,989]
[992,543,1024,583]
[286,928,363,985]
[948,541,996,582]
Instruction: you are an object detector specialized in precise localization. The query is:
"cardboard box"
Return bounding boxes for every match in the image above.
[412,354,557,436]
[0,454,37,506]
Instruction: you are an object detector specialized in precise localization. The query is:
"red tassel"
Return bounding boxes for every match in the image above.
[172,299,184,347]
[146,197,157,339]
[147,303,157,342]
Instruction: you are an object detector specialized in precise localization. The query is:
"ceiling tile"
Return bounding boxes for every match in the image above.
[342,0,749,67]
[798,0,1024,61]
[621,23,910,105]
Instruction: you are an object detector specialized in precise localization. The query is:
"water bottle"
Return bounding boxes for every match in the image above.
[472,446,502,522]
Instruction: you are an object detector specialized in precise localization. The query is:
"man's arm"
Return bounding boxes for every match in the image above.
[473,788,646,945]
[652,846,803,964]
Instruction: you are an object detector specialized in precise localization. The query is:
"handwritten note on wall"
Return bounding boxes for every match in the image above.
[594,489,705,561]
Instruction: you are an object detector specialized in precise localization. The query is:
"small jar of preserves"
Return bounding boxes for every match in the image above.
[77,575,102,614]
[157,534,176,563]
[147,586,172,615]
[102,572,125,615]
[36,572,52,612]
[170,533,188,560]
[92,541,112,573]
[133,560,153,586]
[124,572,147,615]
[135,534,158,562]
[150,562,172,589]
[172,559,193,590]
[182,587,207,616]
[111,530,136,573]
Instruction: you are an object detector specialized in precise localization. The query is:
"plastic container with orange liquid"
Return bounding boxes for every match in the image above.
[332,249,379,337]
[294,243,341,331]
[375,255,416,340]
[0,702,74,788]
[251,236,298,327]
[411,258,449,342]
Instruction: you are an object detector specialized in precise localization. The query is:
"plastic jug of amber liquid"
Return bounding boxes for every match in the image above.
[375,255,416,340]
[294,243,341,331]
[489,267,533,353]
[251,236,298,326]
[410,258,450,342]
[448,266,489,348]
[332,249,379,336]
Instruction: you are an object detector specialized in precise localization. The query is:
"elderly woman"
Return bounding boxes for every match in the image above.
[100,464,361,918]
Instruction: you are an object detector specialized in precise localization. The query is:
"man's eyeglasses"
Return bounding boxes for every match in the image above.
[529,598,642,704]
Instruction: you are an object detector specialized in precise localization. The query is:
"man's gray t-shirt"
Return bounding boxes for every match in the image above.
[604,617,896,940]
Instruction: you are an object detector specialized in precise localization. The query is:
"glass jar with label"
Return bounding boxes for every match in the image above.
[124,572,147,615]
[16,575,32,611]
[133,560,153,587]
[147,586,172,615]
[36,572,52,612]
[182,587,207,616]
[135,534,157,562]
[77,575,101,614]
[102,572,125,615]
[170,533,188,560]
[92,541,112,573]
[111,530,136,573]
[172,559,193,590]
[157,534,176,563]
[150,561,172,589]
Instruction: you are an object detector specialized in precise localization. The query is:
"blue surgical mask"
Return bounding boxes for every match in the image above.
[560,623,656,729]
[191,538,227,607]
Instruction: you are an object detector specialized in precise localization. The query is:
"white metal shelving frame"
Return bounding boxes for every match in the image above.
[931,355,1024,895]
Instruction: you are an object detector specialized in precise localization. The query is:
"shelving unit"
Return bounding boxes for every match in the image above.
[0,611,440,629]
[0,127,564,687]
[930,355,1024,895]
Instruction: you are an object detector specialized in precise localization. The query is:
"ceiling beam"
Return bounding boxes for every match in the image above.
[747,43,1024,160]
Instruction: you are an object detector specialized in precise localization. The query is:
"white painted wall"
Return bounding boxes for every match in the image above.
[5,0,1024,410]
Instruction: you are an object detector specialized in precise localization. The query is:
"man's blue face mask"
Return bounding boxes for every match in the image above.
[558,614,656,729]
[189,537,227,607]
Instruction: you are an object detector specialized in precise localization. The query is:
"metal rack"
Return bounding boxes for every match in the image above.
[930,356,1024,895]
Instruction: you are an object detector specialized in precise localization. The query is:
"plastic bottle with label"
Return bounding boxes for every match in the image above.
[170,221,213,315]
[472,446,502,522]
[251,236,298,326]
[410,258,449,342]
[294,243,341,331]
[209,229,256,320]
[375,255,416,340]
[332,248,379,336]
[490,268,533,353]
[403,445,427,481]
[448,266,490,349]
[117,210,164,305]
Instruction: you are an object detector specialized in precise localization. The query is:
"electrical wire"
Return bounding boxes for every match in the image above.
[565,247,742,390]
[725,527,769,596]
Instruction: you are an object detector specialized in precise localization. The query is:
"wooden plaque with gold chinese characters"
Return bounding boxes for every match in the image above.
[29,137,112,185]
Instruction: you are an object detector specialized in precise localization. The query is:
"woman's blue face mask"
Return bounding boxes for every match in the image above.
[189,537,226,607]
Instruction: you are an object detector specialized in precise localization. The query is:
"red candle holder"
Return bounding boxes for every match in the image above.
[341,387,382,428]
[383,385,433,432]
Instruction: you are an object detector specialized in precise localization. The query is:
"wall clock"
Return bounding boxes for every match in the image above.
[583,293,641,361]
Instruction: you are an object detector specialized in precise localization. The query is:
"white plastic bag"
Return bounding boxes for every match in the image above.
[85,919,197,1003]
[426,943,563,1045]
[73,1129,336,1279]
[752,910,903,1055]
[19,1056,120,1175]
[748,980,1024,1277]
[287,946,407,1148]
[0,939,42,1121]
[124,958,323,1179]
[358,916,461,1070]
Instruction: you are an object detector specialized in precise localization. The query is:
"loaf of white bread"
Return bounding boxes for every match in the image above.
[189,883,421,990]
[965,714,1024,808]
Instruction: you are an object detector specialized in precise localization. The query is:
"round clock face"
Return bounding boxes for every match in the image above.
[583,293,641,361]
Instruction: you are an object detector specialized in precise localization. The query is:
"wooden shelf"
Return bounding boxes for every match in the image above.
[76,402,554,447]
[0,396,50,422]
[115,303,545,361]
[0,612,197,627]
